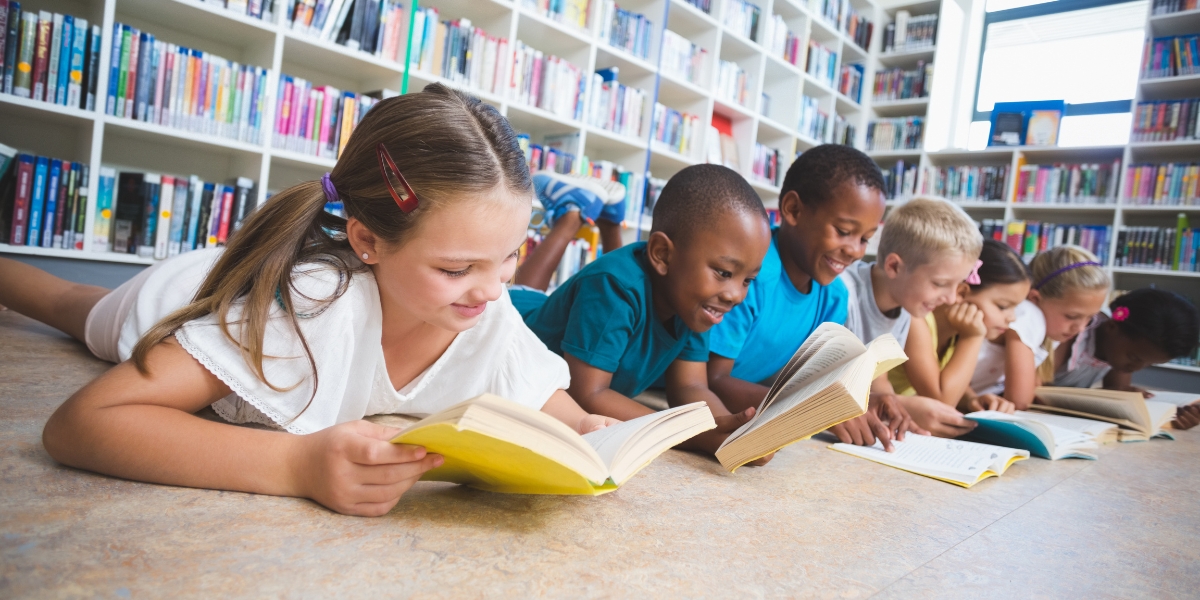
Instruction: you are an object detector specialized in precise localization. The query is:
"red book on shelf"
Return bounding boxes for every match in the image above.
[10,155,34,246]
[30,12,51,101]
[215,185,234,244]
[52,160,71,245]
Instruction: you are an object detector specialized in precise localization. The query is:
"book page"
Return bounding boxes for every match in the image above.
[759,324,864,411]
[1145,400,1177,432]
[1146,391,1200,407]
[1013,410,1117,438]
[582,405,697,468]
[831,434,1027,484]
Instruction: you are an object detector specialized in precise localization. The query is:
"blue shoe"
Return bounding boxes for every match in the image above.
[598,198,628,224]
[533,171,605,225]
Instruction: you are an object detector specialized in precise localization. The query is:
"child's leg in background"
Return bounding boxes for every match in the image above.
[514,210,585,291]
[0,257,110,343]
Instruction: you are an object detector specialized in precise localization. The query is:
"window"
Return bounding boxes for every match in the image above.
[968,0,1148,148]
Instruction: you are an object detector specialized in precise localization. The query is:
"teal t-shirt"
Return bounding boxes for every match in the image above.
[513,242,709,398]
[708,229,849,384]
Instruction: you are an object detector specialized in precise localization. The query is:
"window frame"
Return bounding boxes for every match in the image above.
[971,0,1145,124]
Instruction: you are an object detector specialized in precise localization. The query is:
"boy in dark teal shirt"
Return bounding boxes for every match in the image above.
[513,164,773,461]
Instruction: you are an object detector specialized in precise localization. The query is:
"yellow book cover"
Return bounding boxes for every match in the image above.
[390,395,716,495]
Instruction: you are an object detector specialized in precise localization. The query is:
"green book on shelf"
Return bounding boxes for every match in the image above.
[1174,213,1188,271]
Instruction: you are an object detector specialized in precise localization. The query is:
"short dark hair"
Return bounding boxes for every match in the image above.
[781,144,885,207]
[1110,288,1200,359]
[651,164,767,242]
[970,239,1031,291]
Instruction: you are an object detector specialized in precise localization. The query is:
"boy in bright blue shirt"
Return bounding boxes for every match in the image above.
[706,145,919,451]
[513,164,773,462]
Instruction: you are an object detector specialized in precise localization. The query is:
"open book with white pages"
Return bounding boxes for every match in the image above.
[829,434,1029,488]
[965,411,1100,460]
[1032,387,1177,442]
[715,322,908,471]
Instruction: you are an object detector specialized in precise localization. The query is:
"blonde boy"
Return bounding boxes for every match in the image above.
[837,196,984,437]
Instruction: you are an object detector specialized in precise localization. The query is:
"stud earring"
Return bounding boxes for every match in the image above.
[362,253,369,260]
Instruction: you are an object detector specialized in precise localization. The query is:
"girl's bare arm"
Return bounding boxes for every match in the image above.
[1001,329,1038,410]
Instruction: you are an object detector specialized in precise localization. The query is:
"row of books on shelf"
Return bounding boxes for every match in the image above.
[1124,162,1200,206]
[750,143,780,187]
[873,62,931,102]
[716,60,750,107]
[201,0,275,21]
[0,148,87,250]
[1015,161,1120,205]
[1115,223,1199,272]
[805,41,838,88]
[882,12,936,54]
[723,0,761,42]
[1151,0,1198,13]
[798,95,828,141]
[106,23,270,144]
[810,0,874,50]
[272,75,382,159]
[661,30,708,86]
[511,42,584,121]
[520,0,591,31]
[838,64,863,103]
[881,160,916,200]
[519,132,581,176]
[1,6,102,111]
[982,219,1112,264]
[865,117,922,151]
[0,145,258,259]
[282,0,407,61]
[651,102,703,157]
[586,68,646,140]
[597,0,653,61]
[832,114,856,146]
[923,164,1008,203]
[764,16,802,67]
[1132,98,1199,142]
[1141,35,1200,79]
[410,13,508,97]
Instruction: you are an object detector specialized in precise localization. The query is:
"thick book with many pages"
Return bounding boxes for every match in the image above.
[1032,386,1177,442]
[389,394,716,495]
[715,323,908,471]
[830,434,1030,488]
[965,410,1099,460]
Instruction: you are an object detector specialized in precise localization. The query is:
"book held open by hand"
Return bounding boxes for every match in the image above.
[965,410,1099,460]
[389,394,716,495]
[715,323,908,471]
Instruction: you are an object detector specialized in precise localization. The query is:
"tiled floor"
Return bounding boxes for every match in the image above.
[1,310,1197,598]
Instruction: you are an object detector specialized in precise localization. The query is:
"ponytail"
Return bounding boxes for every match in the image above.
[131,181,358,403]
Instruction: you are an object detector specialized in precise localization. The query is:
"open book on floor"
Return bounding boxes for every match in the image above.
[715,323,908,471]
[829,434,1029,488]
[965,410,1099,460]
[389,394,716,495]
[1032,387,1177,442]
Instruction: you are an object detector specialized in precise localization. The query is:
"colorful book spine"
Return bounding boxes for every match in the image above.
[93,167,115,252]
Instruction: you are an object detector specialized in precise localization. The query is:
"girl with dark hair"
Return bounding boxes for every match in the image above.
[891,239,1032,413]
[1052,287,1200,429]
[0,84,616,516]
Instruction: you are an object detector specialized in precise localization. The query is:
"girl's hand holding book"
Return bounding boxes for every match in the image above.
[1173,404,1200,431]
[960,393,1016,415]
[291,420,444,517]
[577,414,621,434]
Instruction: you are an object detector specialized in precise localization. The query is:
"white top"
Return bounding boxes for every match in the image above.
[1051,313,1111,389]
[838,260,911,346]
[971,300,1054,396]
[118,248,571,434]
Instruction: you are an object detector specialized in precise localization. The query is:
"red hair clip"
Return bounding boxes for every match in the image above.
[377,143,419,213]
[1112,306,1129,322]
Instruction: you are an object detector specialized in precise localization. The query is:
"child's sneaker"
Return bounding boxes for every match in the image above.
[533,171,606,225]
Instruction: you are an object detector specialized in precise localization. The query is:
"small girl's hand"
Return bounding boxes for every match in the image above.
[577,414,622,434]
[963,393,1016,414]
[291,420,444,517]
[945,302,987,338]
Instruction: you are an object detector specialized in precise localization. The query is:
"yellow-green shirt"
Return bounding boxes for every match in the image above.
[888,313,956,396]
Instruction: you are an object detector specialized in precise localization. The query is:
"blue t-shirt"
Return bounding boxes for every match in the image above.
[708,230,849,384]
[513,242,709,398]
